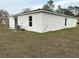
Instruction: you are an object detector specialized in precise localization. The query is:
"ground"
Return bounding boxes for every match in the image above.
[0,25,79,58]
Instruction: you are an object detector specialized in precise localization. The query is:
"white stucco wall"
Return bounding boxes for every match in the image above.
[9,12,77,33]
[65,18,77,28]
[18,13,43,33]
[42,13,77,32]
[9,17,15,29]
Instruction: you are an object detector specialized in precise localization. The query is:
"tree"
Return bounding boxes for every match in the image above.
[43,4,50,10]
[55,5,74,16]
[55,5,64,14]
[67,6,79,15]
[43,0,55,11]
[63,9,74,16]
[48,0,53,5]
[67,6,74,11]
[74,6,79,11]
[74,6,79,15]
[0,9,9,24]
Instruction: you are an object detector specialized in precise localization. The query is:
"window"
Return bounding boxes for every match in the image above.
[65,18,67,26]
[29,16,32,21]
[29,16,32,27]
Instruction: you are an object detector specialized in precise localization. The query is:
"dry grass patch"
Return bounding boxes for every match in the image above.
[0,25,79,58]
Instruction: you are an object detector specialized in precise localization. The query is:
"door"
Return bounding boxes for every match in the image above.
[15,17,18,28]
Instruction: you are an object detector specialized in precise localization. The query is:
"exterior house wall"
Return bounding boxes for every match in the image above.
[65,18,77,28]
[42,13,77,32]
[17,13,43,33]
[9,12,77,33]
[9,17,15,29]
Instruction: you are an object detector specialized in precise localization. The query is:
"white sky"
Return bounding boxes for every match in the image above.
[0,0,79,15]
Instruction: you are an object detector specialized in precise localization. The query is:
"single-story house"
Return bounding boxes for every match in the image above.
[9,9,77,33]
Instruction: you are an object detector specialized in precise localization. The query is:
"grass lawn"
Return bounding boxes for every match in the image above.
[0,25,79,58]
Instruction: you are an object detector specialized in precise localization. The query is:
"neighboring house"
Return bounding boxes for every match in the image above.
[72,10,79,16]
[76,17,79,24]
[9,9,77,33]
[70,6,79,16]
[75,13,79,24]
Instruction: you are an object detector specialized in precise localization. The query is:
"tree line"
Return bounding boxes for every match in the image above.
[41,0,79,17]
[0,0,79,25]
[0,9,9,25]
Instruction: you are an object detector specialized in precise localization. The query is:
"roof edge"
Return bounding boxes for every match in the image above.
[10,9,75,18]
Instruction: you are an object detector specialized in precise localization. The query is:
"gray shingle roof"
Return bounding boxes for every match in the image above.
[10,9,75,18]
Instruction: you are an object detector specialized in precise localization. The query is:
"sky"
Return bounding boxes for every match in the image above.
[0,0,79,15]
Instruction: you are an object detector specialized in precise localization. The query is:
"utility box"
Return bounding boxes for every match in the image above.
[15,25,21,30]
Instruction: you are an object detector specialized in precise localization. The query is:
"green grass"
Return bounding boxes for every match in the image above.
[0,25,79,58]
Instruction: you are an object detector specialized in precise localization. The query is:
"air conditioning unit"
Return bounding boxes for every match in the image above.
[15,25,21,30]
